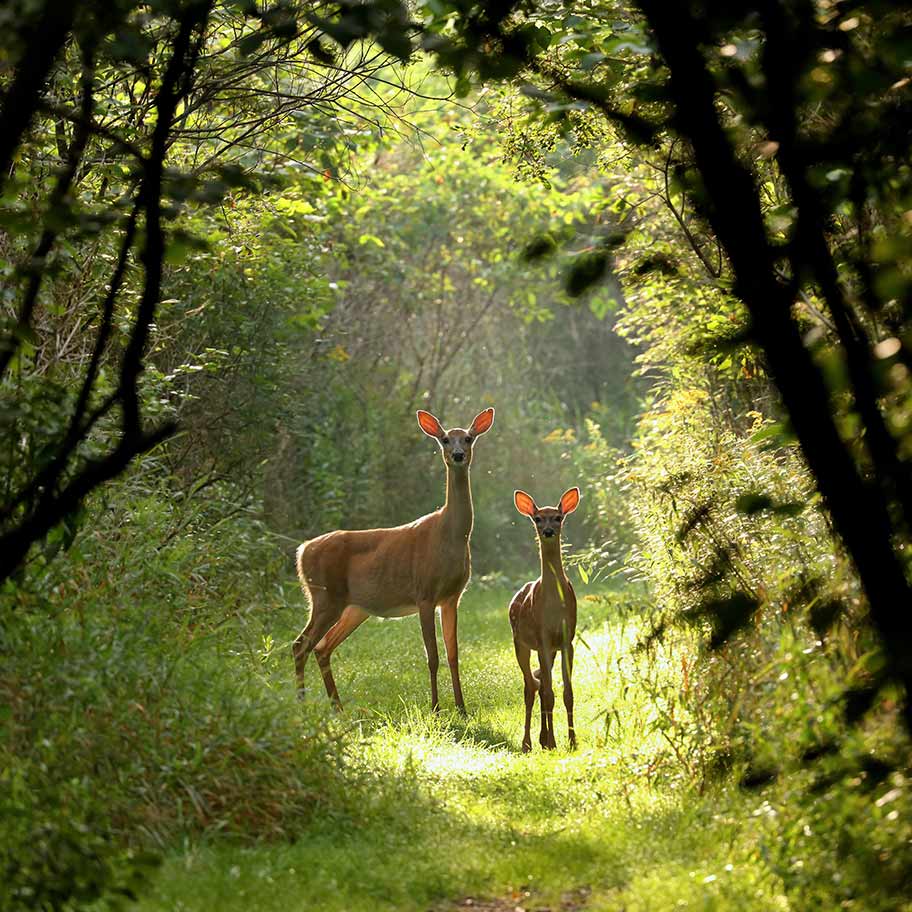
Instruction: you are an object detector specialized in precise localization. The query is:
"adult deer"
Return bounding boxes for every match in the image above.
[293,407,495,713]
[509,487,581,752]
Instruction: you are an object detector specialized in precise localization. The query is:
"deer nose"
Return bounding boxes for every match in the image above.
[543,528,555,537]
[452,452,465,462]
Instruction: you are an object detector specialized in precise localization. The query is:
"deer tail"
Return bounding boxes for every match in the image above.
[295,540,314,589]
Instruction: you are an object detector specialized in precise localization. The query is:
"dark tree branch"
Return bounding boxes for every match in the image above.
[0,204,141,526]
[637,0,912,727]
[0,45,97,380]
[758,0,912,540]
[0,2,213,585]
[660,140,724,280]
[0,0,76,192]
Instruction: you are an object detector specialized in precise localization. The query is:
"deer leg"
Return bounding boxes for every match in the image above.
[562,641,576,750]
[292,591,341,700]
[313,605,370,711]
[418,602,440,712]
[440,596,466,714]
[537,648,557,750]
[514,639,536,752]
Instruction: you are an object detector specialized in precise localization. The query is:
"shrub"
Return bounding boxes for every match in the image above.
[0,467,361,908]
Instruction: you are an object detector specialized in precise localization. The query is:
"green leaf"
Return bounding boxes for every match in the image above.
[358,234,385,248]
[522,235,556,260]
[565,251,608,297]
[809,599,844,636]
[688,592,760,649]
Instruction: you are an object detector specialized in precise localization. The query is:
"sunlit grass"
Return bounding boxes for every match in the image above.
[138,583,789,912]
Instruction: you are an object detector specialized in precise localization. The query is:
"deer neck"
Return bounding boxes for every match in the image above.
[538,536,566,591]
[441,464,473,542]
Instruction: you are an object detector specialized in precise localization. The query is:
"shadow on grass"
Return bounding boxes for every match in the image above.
[448,717,516,753]
[143,743,746,912]
[294,673,556,758]
[141,751,641,912]
[340,702,519,754]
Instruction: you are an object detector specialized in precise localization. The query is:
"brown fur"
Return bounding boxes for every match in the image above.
[509,487,580,751]
[292,408,494,712]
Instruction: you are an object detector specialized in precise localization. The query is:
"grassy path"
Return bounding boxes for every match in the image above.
[138,586,787,911]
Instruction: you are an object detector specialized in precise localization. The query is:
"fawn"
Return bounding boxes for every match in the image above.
[509,487,581,751]
[293,407,495,713]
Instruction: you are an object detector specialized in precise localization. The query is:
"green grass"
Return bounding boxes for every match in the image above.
[137,584,788,912]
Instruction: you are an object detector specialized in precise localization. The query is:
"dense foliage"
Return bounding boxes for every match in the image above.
[2,1,911,910]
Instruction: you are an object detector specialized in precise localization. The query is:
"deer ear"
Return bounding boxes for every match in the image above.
[559,487,581,515]
[514,490,537,517]
[469,407,494,436]
[417,410,445,439]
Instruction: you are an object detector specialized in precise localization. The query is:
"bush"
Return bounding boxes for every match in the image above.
[589,296,912,909]
[0,466,362,908]
[0,770,160,912]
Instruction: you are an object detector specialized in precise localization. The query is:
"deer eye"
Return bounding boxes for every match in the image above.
[442,437,450,445]
[555,516,562,522]
[465,435,473,444]
[534,516,541,523]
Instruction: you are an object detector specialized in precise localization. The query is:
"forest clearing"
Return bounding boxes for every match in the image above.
[2,2,912,910]
[6,539,908,911]
[142,584,789,912]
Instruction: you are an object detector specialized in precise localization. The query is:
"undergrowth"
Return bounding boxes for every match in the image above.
[2,467,911,911]
[0,479,361,910]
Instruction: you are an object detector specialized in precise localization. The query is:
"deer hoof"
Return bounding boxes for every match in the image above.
[522,740,532,753]
[456,703,467,717]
